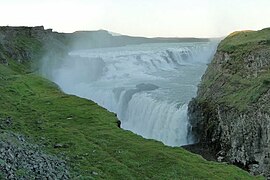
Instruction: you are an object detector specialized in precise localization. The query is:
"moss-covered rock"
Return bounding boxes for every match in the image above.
[188,28,270,178]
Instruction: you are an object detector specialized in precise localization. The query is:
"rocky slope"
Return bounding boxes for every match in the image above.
[0,129,69,179]
[0,26,261,179]
[188,28,270,178]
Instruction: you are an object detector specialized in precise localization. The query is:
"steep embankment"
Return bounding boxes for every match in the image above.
[0,26,260,179]
[188,28,270,178]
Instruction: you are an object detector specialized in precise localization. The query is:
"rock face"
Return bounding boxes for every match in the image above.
[0,26,68,65]
[188,28,270,177]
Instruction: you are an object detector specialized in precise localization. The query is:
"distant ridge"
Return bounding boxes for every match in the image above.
[71,29,209,49]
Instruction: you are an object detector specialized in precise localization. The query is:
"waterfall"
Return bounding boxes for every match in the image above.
[123,93,189,146]
[41,42,217,146]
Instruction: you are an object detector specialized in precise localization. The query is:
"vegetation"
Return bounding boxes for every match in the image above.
[0,27,261,179]
[218,28,270,53]
[198,28,270,111]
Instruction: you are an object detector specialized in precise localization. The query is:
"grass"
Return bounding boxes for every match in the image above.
[198,28,270,111]
[218,28,270,53]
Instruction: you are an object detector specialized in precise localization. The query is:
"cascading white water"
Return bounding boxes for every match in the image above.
[123,93,189,146]
[42,42,217,146]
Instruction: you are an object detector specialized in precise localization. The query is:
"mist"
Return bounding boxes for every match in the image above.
[40,33,218,146]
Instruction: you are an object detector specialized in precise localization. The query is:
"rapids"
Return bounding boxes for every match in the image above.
[43,42,217,146]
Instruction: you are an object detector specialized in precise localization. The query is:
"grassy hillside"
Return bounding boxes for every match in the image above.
[0,26,261,179]
[218,28,270,53]
[197,28,270,111]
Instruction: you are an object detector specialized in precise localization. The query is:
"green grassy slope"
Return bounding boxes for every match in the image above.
[219,28,270,53]
[0,27,261,179]
[198,28,270,111]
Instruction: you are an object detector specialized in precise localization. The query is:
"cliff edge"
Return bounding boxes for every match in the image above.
[188,28,270,177]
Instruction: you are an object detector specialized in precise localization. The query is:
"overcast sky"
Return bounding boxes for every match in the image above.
[1,0,270,37]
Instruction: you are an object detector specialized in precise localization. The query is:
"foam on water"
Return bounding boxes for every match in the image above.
[42,42,217,146]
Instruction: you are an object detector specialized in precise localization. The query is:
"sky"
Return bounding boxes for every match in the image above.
[1,0,270,38]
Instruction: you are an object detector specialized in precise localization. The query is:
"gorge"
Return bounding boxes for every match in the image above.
[0,26,264,179]
[41,42,217,146]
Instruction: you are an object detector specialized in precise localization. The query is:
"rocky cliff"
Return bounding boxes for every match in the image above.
[188,28,270,178]
[0,26,67,63]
